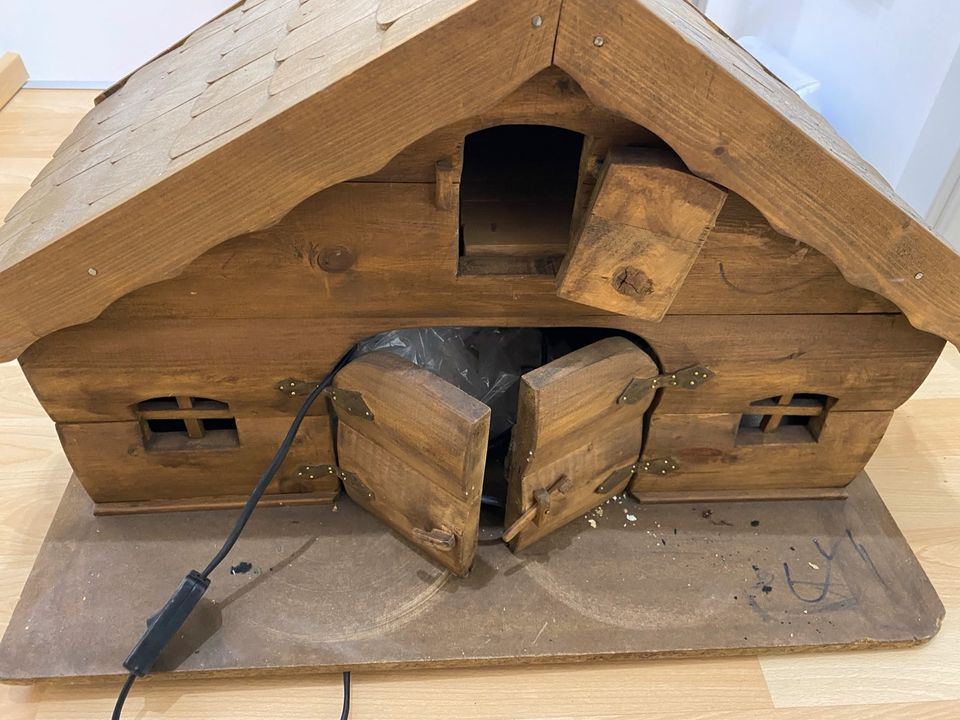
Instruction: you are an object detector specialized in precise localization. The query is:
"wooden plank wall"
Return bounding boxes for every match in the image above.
[16,68,945,508]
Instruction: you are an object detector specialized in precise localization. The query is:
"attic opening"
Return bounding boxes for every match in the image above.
[136,396,239,452]
[458,125,584,276]
[736,393,835,446]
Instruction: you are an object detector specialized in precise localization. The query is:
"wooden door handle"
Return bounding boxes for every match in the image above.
[412,527,457,551]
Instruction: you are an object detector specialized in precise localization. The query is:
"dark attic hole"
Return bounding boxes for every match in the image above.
[353,326,658,519]
[458,124,585,276]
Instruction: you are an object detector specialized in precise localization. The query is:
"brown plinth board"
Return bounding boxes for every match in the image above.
[0,472,943,684]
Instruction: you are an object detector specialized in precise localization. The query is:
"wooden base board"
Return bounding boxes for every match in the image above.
[0,472,943,684]
[93,489,338,516]
[633,487,850,504]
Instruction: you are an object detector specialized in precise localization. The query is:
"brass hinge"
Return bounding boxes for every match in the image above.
[595,465,637,494]
[277,378,322,397]
[618,365,714,405]
[299,464,375,501]
[340,469,375,501]
[324,387,374,421]
[636,457,680,476]
[296,464,342,481]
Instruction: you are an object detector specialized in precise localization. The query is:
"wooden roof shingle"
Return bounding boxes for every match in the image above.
[0,0,958,360]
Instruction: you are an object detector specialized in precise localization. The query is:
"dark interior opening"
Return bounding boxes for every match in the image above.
[458,125,585,276]
[145,418,188,434]
[137,396,239,452]
[202,417,239,432]
[737,393,834,446]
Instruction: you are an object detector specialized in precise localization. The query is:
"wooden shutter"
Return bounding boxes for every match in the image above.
[556,148,727,321]
[503,337,658,551]
[332,351,491,576]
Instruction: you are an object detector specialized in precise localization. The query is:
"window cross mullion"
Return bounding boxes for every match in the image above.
[176,396,205,439]
[759,393,793,433]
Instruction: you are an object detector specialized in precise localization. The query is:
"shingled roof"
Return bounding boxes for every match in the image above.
[0,0,958,360]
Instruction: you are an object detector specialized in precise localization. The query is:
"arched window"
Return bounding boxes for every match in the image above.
[136,396,238,451]
[458,124,584,274]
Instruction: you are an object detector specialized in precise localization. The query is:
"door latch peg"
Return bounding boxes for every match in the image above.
[412,527,457,551]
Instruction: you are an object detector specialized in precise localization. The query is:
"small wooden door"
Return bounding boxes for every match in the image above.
[503,337,659,551]
[331,351,491,576]
[556,148,727,321]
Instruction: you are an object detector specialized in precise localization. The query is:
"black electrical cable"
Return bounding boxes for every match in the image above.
[111,673,136,720]
[111,347,358,719]
[200,346,356,579]
[340,671,351,720]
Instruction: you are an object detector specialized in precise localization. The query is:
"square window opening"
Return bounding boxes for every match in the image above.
[736,393,833,446]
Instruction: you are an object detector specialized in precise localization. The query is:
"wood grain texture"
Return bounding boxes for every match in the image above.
[554,0,960,347]
[0,53,28,111]
[633,487,849,504]
[0,0,561,361]
[505,337,658,550]
[632,410,893,495]
[557,148,727,319]
[334,351,490,575]
[0,86,958,720]
[78,181,895,321]
[19,313,942,424]
[1,334,959,717]
[3,0,960,361]
[59,415,336,504]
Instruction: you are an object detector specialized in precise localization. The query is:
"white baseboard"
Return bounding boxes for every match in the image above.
[24,80,112,90]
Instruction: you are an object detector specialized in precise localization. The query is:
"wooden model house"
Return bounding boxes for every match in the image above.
[1,0,959,577]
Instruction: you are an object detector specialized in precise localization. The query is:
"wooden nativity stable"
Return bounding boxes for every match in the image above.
[1,0,960,582]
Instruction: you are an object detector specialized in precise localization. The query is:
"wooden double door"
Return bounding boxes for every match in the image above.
[330,337,658,576]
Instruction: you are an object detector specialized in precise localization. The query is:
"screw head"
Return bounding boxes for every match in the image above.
[87,267,98,276]
[915,271,924,280]
[593,35,605,47]
[531,15,543,28]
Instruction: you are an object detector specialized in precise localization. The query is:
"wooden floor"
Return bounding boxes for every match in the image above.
[1,89,958,719]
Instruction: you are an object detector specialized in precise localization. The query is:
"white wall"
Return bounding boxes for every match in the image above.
[0,0,228,84]
[706,0,960,196]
